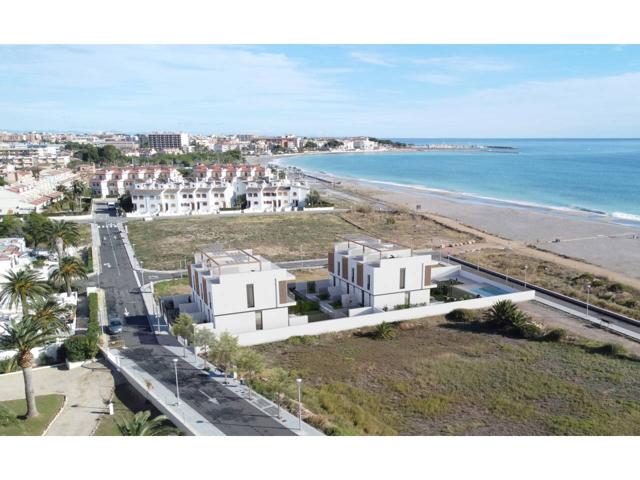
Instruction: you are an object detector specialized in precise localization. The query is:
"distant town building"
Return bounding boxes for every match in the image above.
[89,166,183,197]
[146,133,189,151]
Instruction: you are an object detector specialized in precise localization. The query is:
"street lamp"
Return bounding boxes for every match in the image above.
[523,265,528,289]
[586,283,592,319]
[296,378,302,430]
[172,358,180,406]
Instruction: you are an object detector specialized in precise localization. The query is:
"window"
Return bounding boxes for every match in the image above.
[337,261,341,276]
[347,284,350,294]
[333,277,336,287]
[399,268,406,289]
[351,268,354,282]
[367,274,371,290]
[246,284,255,308]
[255,311,263,330]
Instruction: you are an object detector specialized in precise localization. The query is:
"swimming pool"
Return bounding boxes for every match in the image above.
[470,284,511,297]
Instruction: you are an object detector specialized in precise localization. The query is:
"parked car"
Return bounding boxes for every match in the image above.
[106,319,123,335]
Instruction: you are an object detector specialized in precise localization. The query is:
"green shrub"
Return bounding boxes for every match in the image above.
[446,309,477,322]
[64,335,90,362]
[317,292,330,301]
[307,281,316,294]
[0,356,18,374]
[542,328,567,342]
[594,342,627,357]
[515,321,545,340]
[373,322,396,341]
[293,300,320,315]
[331,299,342,309]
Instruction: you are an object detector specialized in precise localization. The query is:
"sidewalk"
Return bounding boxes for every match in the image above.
[116,223,323,436]
[101,347,224,436]
[165,341,323,436]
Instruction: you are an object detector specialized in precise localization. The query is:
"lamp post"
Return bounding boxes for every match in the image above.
[523,265,528,289]
[586,283,591,319]
[296,378,303,430]
[172,358,180,406]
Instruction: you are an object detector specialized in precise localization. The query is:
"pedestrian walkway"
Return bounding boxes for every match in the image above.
[0,361,115,436]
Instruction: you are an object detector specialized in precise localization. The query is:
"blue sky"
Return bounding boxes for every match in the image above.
[1,45,639,137]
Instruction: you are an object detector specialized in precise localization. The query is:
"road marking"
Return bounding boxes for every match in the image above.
[199,389,219,404]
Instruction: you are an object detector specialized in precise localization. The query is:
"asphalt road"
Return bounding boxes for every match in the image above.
[93,205,295,435]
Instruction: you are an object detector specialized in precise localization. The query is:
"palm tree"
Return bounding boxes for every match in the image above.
[46,221,80,263]
[49,256,87,297]
[0,315,68,418]
[0,269,50,317]
[117,411,177,436]
[484,300,528,329]
[29,296,71,329]
[71,180,87,211]
[373,321,396,340]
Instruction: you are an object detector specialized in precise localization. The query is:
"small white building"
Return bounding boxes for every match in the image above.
[328,234,438,310]
[185,246,299,334]
[242,179,310,212]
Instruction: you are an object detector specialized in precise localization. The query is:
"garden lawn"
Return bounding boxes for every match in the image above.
[94,382,172,436]
[253,315,640,435]
[0,394,65,436]
[153,278,191,298]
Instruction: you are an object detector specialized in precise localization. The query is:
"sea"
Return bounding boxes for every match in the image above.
[279,139,640,226]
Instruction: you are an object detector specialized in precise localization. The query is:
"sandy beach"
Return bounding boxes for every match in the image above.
[256,152,640,290]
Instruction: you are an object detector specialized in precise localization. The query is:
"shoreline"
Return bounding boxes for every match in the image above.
[259,152,640,281]
[268,152,640,229]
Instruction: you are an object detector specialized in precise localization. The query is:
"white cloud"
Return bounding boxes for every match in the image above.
[411,55,513,72]
[362,71,640,136]
[349,51,392,67]
[409,73,459,85]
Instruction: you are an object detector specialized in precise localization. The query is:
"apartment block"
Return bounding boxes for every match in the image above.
[328,234,438,310]
[147,133,189,151]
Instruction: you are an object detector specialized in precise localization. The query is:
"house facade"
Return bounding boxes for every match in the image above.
[90,166,183,197]
[185,247,298,334]
[129,181,234,216]
[328,234,438,310]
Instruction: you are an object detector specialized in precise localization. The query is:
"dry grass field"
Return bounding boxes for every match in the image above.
[253,311,640,435]
[128,210,477,270]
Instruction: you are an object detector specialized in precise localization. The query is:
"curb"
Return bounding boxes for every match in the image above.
[0,363,66,378]
[41,394,67,436]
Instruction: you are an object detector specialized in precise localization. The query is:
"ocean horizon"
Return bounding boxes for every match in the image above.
[280,138,640,224]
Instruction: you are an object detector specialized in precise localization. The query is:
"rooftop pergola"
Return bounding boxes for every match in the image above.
[337,234,412,257]
[195,245,263,275]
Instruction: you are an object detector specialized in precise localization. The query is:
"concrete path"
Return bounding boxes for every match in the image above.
[0,361,114,436]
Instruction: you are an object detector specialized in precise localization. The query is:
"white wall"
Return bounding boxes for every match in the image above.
[234,290,536,346]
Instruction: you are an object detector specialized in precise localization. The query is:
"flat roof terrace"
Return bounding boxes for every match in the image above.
[194,245,281,274]
[337,234,412,255]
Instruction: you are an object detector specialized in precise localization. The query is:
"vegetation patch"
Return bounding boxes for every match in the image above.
[253,308,640,435]
[0,394,65,436]
[458,249,640,319]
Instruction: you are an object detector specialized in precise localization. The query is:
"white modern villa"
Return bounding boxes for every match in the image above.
[174,246,303,334]
[328,234,439,310]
